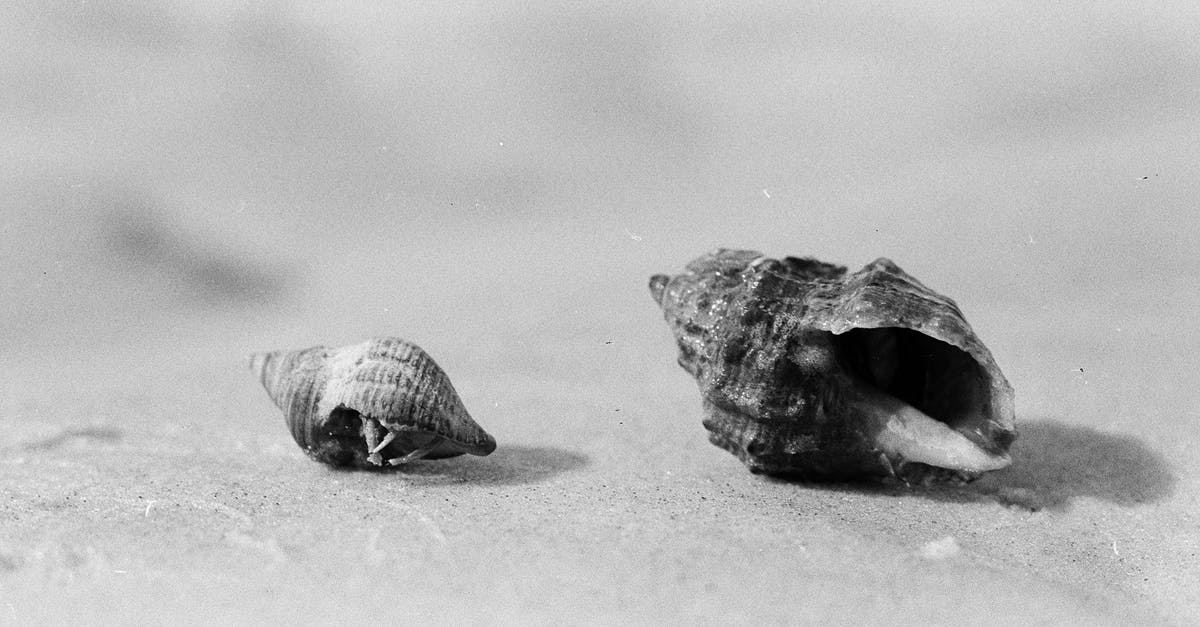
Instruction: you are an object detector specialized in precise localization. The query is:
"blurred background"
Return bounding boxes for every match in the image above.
[5,1,1199,334]
[2,1,1199,621]
[6,0,1200,433]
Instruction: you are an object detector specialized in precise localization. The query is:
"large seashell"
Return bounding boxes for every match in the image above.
[649,249,1016,482]
[249,337,496,468]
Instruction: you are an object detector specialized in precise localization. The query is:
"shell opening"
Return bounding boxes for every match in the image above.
[314,406,467,467]
[834,327,992,439]
[834,327,1009,472]
[306,406,371,467]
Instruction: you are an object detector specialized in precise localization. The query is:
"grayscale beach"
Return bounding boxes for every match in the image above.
[2,3,1197,623]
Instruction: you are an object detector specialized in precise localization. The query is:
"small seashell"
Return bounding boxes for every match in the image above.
[649,249,1015,482]
[249,337,496,469]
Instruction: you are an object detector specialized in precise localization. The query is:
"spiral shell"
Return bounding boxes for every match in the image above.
[249,337,496,468]
[649,249,1016,482]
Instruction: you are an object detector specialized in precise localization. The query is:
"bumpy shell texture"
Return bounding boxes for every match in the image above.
[650,249,1016,482]
[250,337,496,469]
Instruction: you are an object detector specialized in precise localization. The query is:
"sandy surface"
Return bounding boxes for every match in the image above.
[3,2,1199,624]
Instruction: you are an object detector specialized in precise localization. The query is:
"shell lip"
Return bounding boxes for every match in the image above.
[417,418,497,457]
[447,437,497,457]
[471,433,498,456]
[339,405,498,460]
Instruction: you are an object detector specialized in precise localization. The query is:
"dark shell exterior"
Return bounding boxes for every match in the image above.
[649,249,1016,481]
[250,337,496,468]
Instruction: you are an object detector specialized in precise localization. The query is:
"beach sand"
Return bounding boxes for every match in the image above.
[2,2,1198,623]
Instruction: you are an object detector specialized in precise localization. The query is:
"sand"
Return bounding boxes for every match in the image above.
[2,2,1198,624]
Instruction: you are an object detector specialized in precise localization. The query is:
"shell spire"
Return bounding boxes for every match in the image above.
[650,249,1015,482]
[249,337,497,468]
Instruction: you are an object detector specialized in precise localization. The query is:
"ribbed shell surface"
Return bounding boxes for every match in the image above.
[315,338,493,451]
[250,337,496,467]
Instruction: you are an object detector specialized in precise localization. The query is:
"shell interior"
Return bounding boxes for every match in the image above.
[834,326,995,448]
